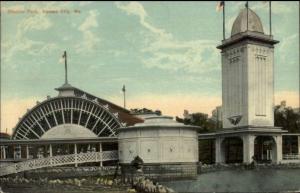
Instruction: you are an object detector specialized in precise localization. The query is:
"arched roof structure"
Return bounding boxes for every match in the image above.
[12,96,123,139]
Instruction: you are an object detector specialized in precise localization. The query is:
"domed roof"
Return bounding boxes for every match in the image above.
[134,115,185,127]
[231,8,264,36]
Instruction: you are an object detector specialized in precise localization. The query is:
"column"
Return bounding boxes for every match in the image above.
[215,136,224,163]
[0,146,6,159]
[14,145,21,159]
[49,144,53,157]
[243,134,255,164]
[74,144,78,167]
[48,144,53,165]
[274,135,282,163]
[99,143,103,167]
[3,146,6,159]
[26,145,29,159]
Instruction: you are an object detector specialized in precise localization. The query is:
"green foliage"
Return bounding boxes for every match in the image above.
[274,106,300,133]
[176,113,221,133]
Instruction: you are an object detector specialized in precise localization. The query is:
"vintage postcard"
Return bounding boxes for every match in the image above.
[0,1,299,193]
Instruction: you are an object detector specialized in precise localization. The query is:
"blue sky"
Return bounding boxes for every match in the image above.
[1,1,299,133]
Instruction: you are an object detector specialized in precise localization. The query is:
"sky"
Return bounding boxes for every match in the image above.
[1,1,299,134]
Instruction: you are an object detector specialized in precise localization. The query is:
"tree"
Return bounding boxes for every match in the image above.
[274,106,300,133]
[176,112,219,133]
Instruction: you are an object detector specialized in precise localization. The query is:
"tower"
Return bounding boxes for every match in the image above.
[215,7,286,164]
[218,8,278,128]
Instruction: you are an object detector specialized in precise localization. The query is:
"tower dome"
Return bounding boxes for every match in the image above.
[231,8,264,36]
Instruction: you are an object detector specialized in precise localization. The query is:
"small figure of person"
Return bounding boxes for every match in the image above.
[250,155,257,169]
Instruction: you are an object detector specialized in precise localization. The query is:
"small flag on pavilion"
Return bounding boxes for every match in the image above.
[216,1,224,12]
[59,51,67,64]
[62,51,66,59]
[245,1,249,8]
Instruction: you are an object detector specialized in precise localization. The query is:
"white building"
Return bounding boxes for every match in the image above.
[212,106,222,122]
[118,115,199,179]
[214,7,286,164]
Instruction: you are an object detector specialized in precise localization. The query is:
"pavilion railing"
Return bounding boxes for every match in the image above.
[0,151,118,177]
[283,153,300,160]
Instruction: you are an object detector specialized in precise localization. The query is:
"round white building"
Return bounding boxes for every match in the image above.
[118,115,199,179]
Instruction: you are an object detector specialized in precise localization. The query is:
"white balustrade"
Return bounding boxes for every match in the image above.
[0,151,118,176]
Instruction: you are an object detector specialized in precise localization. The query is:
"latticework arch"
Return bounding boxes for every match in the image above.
[12,97,122,139]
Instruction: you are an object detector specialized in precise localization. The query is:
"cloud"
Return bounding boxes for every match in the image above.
[115,1,169,38]
[142,39,220,73]
[75,10,101,53]
[251,1,294,15]
[1,9,56,66]
[278,33,298,58]
[116,2,220,74]
[18,13,52,32]
[272,2,294,14]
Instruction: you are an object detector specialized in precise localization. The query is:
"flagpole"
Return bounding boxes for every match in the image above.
[269,1,272,36]
[64,51,68,84]
[223,1,225,40]
[122,85,126,109]
[246,1,249,31]
[124,90,126,109]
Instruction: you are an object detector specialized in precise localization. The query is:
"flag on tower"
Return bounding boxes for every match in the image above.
[59,51,67,63]
[62,51,66,59]
[216,1,224,12]
[122,85,126,92]
[216,1,225,40]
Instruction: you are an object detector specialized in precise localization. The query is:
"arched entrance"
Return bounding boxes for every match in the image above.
[254,136,276,163]
[221,137,243,163]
